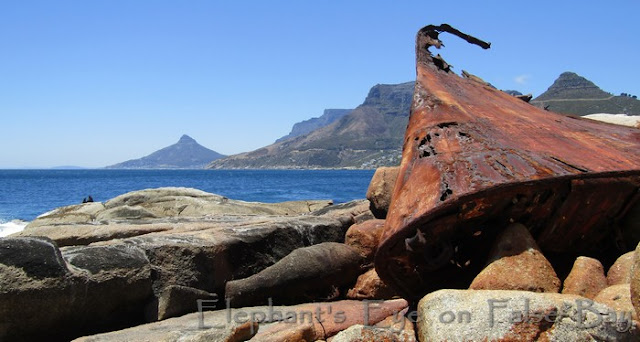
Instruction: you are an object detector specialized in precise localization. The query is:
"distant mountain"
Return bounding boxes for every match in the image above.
[531,72,640,115]
[208,82,414,169]
[503,90,523,96]
[107,135,225,169]
[50,166,88,170]
[276,109,352,143]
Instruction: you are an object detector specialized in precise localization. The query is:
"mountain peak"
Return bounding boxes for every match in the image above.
[107,135,224,169]
[535,71,610,101]
[178,134,196,143]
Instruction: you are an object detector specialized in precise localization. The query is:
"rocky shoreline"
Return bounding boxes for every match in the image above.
[1,177,639,341]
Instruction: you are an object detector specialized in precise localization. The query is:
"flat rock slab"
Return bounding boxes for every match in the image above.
[75,299,408,342]
[417,289,638,341]
[22,187,333,231]
[73,307,262,342]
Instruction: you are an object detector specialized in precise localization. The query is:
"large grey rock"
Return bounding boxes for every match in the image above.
[331,324,416,342]
[3,213,354,339]
[225,242,364,307]
[309,199,372,225]
[22,187,333,231]
[2,189,360,340]
[0,239,153,342]
[154,285,219,321]
[14,222,172,248]
[0,237,69,279]
[417,290,638,341]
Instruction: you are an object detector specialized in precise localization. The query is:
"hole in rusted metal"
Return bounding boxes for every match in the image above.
[437,122,458,129]
[440,188,453,201]
[418,135,438,158]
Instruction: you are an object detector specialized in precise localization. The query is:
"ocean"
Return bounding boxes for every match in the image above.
[0,169,375,237]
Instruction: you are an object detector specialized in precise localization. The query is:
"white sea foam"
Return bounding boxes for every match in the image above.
[0,220,28,237]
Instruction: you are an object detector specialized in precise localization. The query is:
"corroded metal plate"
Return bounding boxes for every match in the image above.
[375,24,640,300]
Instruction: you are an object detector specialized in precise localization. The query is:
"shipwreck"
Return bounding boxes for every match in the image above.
[375,24,640,300]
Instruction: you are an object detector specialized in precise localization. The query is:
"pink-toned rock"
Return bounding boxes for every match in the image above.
[374,308,415,334]
[250,298,409,341]
[562,256,607,299]
[631,242,640,320]
[250,321,316,342]
[469,223,561,293]
[344,219,385,264]
[346,268,397,300]
[608,251,636,285]
[594,284,637,320]
[366,167,400,219]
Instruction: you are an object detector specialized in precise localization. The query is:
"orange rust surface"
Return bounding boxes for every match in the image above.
[375,25,640,300]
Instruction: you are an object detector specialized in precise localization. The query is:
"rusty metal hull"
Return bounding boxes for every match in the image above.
[375,25,640,300]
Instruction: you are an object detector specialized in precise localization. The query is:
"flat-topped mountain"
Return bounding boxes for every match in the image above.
[208,82,414,169]
[276,109,352,143]
[107,135,225,169]
[532,72,640,115]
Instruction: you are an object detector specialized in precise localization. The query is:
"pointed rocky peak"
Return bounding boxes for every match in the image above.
[106,135,225,169]
[178,134,197,144]
[535,72,611,101]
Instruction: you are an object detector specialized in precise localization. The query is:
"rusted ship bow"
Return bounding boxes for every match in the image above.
[375,24,640,300]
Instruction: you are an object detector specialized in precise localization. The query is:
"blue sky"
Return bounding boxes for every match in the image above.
[1,1,638,168]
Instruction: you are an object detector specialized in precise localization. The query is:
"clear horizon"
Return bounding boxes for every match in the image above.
[2,1,639,168]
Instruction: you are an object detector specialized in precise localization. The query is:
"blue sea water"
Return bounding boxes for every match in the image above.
[0,169,375,225]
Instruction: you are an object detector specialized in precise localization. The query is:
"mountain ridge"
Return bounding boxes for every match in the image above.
[276,109,352,143]
[207,82,414,169]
